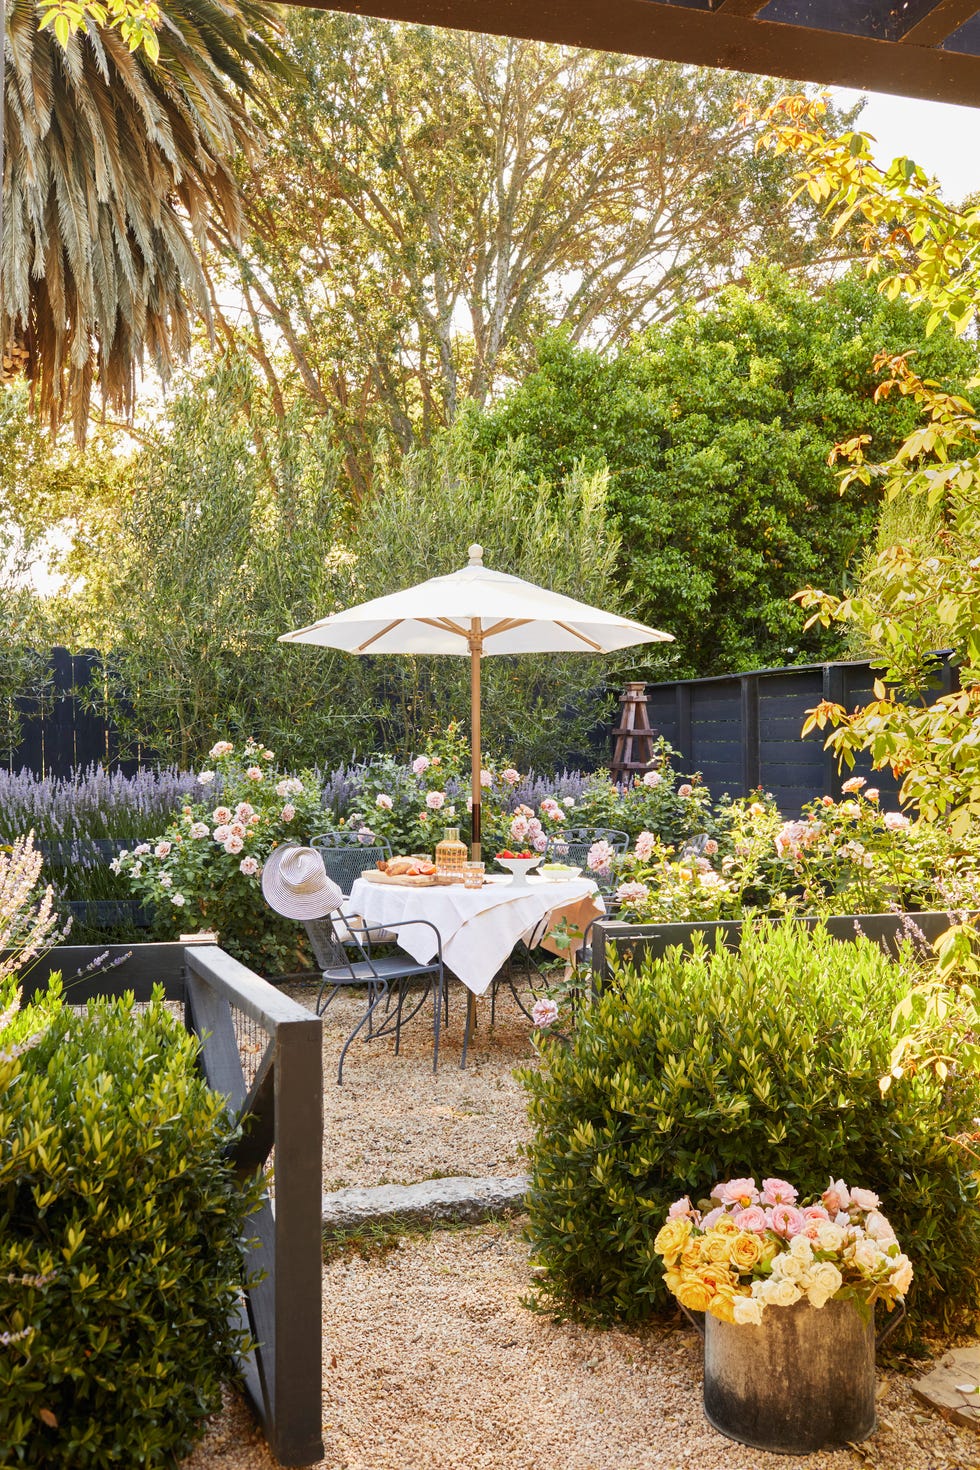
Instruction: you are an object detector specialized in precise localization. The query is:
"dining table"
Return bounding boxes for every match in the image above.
[346,873,604,998]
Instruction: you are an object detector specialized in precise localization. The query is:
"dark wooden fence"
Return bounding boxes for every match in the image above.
[8,648,142,777]
[22,940,325,1468]
[629,654,958,813]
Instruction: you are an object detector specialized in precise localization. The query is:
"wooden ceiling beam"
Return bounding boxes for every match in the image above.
[899,0,980,45]
[293,0,980,107]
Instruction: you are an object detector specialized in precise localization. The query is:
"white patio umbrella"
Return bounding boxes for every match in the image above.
[279,544,673,856]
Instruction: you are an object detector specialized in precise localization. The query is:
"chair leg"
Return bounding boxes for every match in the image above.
[338,981,388,1084]
[393,979,407,1055]
[432,970,443,1074]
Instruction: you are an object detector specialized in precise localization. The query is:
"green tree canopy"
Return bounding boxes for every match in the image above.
[470,266,975,677]
[209,14,854,499]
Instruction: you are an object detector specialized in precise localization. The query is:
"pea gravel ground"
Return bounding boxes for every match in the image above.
[181,979,980,1470]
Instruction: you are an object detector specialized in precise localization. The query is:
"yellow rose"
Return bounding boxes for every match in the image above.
[680,1240,704,1271]
[664,1268,684,1297]
[676,1278,713,1314]
[712,1216,740,1237]
[702,1233,732,1265]
[729,1231,764,1273]
[654,1217,692,1262]
[708,1289,738,1324]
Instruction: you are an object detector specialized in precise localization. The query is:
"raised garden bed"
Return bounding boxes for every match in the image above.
[590,910,972,982]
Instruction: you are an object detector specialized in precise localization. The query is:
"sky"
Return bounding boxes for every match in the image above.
[830,86,980,203]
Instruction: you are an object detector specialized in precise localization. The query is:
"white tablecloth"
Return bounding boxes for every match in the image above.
[346,875,604,996]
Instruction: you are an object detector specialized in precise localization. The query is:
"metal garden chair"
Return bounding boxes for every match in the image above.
[303,909,447,1084]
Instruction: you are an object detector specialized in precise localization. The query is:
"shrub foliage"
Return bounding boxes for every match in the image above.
[521,923,980,1334]
[0,984,263,1467]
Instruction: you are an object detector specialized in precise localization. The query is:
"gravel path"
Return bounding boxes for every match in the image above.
[181,978,979,1470]
[185,1218,979,1470]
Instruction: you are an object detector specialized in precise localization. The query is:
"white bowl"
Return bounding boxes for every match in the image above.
[535,864,583,882]
[494,856,543,882]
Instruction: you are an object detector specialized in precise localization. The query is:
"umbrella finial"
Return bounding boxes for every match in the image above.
[467,543,484,566]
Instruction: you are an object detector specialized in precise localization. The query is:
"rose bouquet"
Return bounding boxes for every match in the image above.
[654,1176,911,1327]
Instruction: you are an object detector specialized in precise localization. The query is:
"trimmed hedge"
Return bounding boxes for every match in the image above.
[0,984,263,1466]
[521,922,980,1334]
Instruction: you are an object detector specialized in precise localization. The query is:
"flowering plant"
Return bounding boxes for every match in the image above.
[655,1176,911,1326]
[114,738,323,972]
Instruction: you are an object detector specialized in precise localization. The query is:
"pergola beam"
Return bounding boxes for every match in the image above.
[899,0,980,45]
[305,0,980,107]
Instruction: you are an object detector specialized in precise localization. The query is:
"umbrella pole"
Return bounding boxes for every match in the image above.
[470,626,482,860]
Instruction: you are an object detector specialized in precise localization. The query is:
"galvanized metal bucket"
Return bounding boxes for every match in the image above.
[684,1297,906,1455]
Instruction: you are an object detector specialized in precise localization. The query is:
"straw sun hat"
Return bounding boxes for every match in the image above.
[261,844,343,921]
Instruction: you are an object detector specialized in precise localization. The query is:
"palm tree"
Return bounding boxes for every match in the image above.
[2,0,285,439]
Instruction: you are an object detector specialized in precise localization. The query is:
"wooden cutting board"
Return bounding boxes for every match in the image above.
[361,870,468,888]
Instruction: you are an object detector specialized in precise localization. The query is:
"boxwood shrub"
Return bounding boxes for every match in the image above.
[0,983,263,1467]
[521,921,980,1334]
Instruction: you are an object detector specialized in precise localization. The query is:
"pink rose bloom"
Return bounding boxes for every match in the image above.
[733,1205,769,1234]
[275,780,291,798]
[841,776,866,793]
[642,770,662,788]
[700,1206,727,1230]
[800,1206,831,1240]
[849,1187,880,1213]
[865,788,879,802]
[209,740,234,758]
[480,769,493,787]
[762,1178,798,1206]
[668,1196,697,1220]
[213,807,232,825]
[240,856,260,876]
[531,997,559,1028]
[823,1179,851,1215]
[533,832,548,852]
[563,797,575,808]
[883,811,910,831]
[281,804,296,822]
[246,766,264,781]
[614,881,650,906]
[224,835,244,854]
[587,839,616,876]
[213,824,232,842]
[634,831,656,861]
[840,801,861,818]
[249,813,261,825]
[229,822,247,839]
[678,783,693,797]
[426,791,446,810]
[501,768,521,785]
[770,1204,805,1239]
[412,756,431,775]
[430,756,441,766]
[235,803,255,821]
[510,815,529,841]
[376,794,394,810]
[190,822,209,839]
[713,1178,760,1207]
[154,841,172,858]
[865,1210,897,1243]
[821,794,835,807]
[262,749,274,761]
[704,839,719,856]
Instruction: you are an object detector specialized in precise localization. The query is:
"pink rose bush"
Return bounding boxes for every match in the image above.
[115,737,322,971]
[655,1176,910,1325]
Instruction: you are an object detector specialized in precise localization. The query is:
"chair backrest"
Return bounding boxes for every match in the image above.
[304,917,358,976]
[680,832,710,859]
[310,832,393,896]
[545,827,630,869]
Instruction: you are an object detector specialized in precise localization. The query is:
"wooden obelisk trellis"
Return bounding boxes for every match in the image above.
[610,681,658,783]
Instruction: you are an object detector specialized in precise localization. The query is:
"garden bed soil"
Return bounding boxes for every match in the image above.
[184,1218,979,1470]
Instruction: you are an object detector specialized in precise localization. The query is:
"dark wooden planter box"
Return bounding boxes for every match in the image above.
[16,942,189,1004]
[591,911,972,983]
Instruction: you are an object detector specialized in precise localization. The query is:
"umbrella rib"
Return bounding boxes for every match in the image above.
[354,619,405,653]
[418,617,470,639]
[482,618,531,640]
[554,621,604,652]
